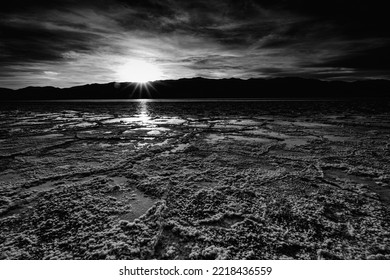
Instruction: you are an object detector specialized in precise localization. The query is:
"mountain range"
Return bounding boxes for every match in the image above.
[1,77,389,100]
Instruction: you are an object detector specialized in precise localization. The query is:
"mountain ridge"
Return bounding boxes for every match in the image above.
[1,77,389,100]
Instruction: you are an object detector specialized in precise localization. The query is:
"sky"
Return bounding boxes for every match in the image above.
[1,0,389,89]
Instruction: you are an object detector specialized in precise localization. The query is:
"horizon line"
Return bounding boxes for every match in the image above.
[2,76,390,91]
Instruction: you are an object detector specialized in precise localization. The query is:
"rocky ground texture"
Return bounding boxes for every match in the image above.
[0,100,389,259]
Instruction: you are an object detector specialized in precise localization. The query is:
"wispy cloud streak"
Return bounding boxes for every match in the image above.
[1,0,389,88]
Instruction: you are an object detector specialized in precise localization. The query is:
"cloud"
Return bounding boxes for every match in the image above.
[308,41,390,70]
[0,0,389,88]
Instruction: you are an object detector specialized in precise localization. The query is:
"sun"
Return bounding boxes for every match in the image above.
[116,60,163,83]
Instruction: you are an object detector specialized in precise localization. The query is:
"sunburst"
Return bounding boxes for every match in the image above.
[116,60,162,83]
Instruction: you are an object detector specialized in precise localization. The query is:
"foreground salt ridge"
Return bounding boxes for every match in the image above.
[0,101,389,260]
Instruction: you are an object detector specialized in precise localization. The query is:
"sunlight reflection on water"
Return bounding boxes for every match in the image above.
[135,100,151,123]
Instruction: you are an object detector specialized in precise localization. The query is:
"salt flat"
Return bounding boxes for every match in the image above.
[0,100,389,259]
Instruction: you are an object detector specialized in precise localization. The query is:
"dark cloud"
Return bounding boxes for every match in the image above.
[0,22,101,63]
[259,0,390,39]
[0,0,110,13]
[0,0,389,88]
[310,43,390,71]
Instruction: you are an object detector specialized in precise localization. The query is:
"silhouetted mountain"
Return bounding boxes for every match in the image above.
[0,88,15,99]
[1,77,389,100]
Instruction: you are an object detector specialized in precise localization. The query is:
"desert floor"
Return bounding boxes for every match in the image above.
[1,100,389,259]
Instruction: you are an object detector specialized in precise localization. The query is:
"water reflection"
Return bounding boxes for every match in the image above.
[103,100,187,126]
[134,100,151,123]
